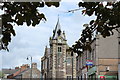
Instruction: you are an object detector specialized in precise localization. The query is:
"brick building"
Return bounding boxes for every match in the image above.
[41,18,76,79]
[2,63,40,79]
[76,29,120,80]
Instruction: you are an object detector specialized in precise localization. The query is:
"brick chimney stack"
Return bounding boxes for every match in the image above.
[20,64,29,69]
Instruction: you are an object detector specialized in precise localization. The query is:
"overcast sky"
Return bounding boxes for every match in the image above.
[0,1,96,70]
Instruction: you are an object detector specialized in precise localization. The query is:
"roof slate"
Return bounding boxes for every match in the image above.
[2,69,19,74]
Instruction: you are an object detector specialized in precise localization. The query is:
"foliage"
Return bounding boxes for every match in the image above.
[1,1,60,51]
[1,1,120,53]
[72,1,120,55]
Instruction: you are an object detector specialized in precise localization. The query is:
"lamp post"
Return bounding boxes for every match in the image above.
[27,55,32,80]
[71,51,73,80]
[118,37,120,80]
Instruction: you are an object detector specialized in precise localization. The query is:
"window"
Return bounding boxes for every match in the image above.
[43,61,44,69]
[58,53,62,65]
[76,58,78,71]
[57,46,62,65]
[86,51,88,60]
[47,58,49,69]
[80,56,82,68]
[91,49,94,61]
[82,55,84,67]
[45,59,47,69]
[77,76,79,80]
[67,58,71,65]
[84,53,86,65]
[88,51,91,60]
[58,47,62,52]
[67,76,71,80]
[41,61,43,70]
[67,52,71,57]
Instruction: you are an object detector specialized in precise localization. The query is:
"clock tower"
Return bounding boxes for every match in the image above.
[49,18,67,78]
[41,18,76,79]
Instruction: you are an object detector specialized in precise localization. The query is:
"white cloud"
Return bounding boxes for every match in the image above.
[61,0,82,2]
[1,2,96,70]
[0,54,2,70]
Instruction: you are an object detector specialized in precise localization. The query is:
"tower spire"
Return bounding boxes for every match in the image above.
[52,15,61,39]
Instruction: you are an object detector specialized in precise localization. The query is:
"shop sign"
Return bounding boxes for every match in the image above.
[86,60,93,66]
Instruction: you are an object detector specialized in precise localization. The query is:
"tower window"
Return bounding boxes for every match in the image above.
[57,46,62,65]
[67,58,71,65]
[58,52,62,65]
[58,47,62,52]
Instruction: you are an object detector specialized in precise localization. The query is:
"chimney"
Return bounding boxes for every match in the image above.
[21,64,29,69]
[32,63,37,68]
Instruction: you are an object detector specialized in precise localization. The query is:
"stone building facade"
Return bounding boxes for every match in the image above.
[16,63,40,79]
[76,29,120,80]
[41,19,76,79]
[3,63,40,79]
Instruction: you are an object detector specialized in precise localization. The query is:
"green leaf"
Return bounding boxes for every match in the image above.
[78,2,84,7]
[97,26,103,32]
[38,13,46,21]
[39,2,44,7]
[45,2,52,7]
[11,29,16,36]
[15,14,24,25]
[26,18,31,26]
[32,17,39,26]
[90,20,94,25]
[53,2,59,7]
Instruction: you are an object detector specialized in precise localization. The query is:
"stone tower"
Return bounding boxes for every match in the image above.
[41,18,76,79]
[49,18,67,78]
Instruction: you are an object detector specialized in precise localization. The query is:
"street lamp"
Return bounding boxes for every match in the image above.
[71,51,73,80]
[27,55,32,80]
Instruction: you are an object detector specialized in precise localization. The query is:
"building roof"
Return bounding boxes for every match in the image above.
[52,17,62,39]
[13,68,28,77]
[52,17,66,41]
[2,69,19,74]
[14,68,30,78]
[44,46,51,56]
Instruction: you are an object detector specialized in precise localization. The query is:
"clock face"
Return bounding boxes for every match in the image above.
[58,38,62,43]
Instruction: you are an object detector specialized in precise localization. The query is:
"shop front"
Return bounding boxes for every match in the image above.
[88,66,97,80]
[118,63,120,80]
[98,75,118,80]
[82,67,88,80]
